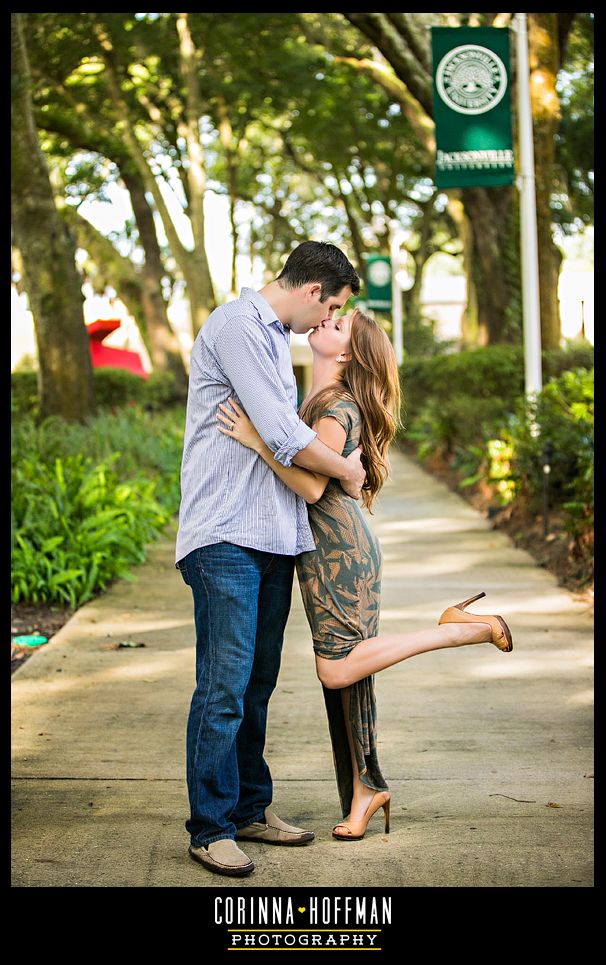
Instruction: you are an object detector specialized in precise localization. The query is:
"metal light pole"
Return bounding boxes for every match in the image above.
[389,221,408,366]
[514,12,543,405]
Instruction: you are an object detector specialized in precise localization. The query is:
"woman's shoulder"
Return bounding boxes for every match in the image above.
[319,393,361,431]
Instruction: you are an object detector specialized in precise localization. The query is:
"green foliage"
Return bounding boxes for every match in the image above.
[11,352,38,373]
[21,11,593,332]
[555,13,594,231]
[401,345,526,426]
[11,371,39,418]
[484,438,516,506]
[406,395,505,459]
[404,317,458,359]
[12,454,167,607]
[502,368,594,533]
[400,347,594,541]
[400,343,594,426]
[92,367,147,407]
[11,405,185,607]
[12,368,186,418]
[141,370,186,410]
[543,343,595,379]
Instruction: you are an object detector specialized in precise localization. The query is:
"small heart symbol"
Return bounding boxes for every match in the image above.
[298,907,306,913]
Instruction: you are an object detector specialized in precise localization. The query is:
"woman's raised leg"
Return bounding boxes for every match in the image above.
[316,621,492,690]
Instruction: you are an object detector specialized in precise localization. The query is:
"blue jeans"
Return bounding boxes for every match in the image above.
[176,542,295,848]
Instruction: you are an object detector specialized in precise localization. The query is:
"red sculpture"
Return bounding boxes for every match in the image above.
[87,318,148,379]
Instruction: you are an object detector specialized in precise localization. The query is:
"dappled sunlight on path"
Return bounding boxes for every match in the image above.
[12,450,593,887]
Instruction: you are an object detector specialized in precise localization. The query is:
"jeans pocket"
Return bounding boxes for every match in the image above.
[176,559,191,586]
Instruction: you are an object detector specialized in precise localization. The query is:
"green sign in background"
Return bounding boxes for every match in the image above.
[365,255,392,311]
[431,26,515,189]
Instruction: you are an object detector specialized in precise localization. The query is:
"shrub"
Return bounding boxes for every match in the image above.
[11,371,39,418]
[11,406,186,606]
[400,345,525,427]
[399,346,594,545]
[12,453,169,608]
[403,316,458,358]
[92,367,147,408]
[400,343,594,428]
[12,367,188,418]
[142,370,187,410]
[503,367,594,532]
[405,395,506,459]
[398,345,595,449]
[543,344,595,380]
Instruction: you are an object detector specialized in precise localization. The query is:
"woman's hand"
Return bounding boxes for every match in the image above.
[217,398,264,452]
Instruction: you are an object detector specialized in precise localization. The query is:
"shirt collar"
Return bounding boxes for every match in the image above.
[240,287,287,331]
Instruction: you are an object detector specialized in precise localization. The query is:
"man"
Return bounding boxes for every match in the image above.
[175,241,364,877]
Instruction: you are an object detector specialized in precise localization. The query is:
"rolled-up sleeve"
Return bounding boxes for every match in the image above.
[212,315,317,467]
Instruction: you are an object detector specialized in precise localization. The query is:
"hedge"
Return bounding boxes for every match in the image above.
[11,405,186,607]
[399,344,594,544]
[11,367,186,418]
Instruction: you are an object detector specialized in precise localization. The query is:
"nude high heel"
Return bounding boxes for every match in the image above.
[438,591,513,652]
[332,791,391,841]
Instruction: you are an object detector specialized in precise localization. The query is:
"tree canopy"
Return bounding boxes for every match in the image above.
[14,10,594,385]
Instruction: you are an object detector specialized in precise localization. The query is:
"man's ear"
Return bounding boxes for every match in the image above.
[307,283,322,300]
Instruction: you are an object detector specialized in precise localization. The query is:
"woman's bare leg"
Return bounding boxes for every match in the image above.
[316,622,492,690]
[334,688,377,828]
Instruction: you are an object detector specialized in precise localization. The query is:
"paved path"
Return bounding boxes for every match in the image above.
[11,449,594,887]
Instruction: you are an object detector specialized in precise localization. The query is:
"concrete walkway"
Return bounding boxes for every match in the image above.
[11,448,593,887]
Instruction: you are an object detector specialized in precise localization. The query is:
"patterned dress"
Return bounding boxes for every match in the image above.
[295,395,389,818]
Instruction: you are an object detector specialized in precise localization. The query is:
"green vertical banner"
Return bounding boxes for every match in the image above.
[431,26,515,188]
[365,256,392,312]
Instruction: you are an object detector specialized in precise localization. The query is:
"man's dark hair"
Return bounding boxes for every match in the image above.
[277,241,360,301]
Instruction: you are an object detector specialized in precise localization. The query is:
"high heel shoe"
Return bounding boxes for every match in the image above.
[438,591,513,652]
[332,791,391,840]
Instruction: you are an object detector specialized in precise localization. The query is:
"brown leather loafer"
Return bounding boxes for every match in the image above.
[189,838,255,876]
[236,809,315,846]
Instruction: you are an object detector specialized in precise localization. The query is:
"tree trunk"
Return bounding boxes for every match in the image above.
[447,195,478,346]
[175,12,216,329]
[228,190,238,296]
[460,186,521,345]
[216,96,239,295]
[402,258,423,331]
[529,13,562,349]
[11,13,95,422]
[66,198,189,395]
[401,199,434,333]
[249,220,256,278]
[336,182,367,276]
[121,171,189,392]
[92,15,215,338]
[29,103,188,388]
[64,203,146,319]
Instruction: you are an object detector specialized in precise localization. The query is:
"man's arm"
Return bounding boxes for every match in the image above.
[212,316,365,498]
[292,437,365,500]
[234,413,348,503]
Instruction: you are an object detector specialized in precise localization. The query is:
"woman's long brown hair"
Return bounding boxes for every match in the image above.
[299,308,402,512]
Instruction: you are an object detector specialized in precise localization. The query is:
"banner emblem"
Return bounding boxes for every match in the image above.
[436,44,507,115]
[431,27,514,188]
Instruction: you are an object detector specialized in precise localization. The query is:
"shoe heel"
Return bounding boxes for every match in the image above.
[455,591,486,611]
[383,799,390,834]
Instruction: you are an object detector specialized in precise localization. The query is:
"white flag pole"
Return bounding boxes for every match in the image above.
[390,223,404,366]
[514,12,543,408]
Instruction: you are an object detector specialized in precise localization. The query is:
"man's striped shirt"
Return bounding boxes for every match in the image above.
[175,287,317,564]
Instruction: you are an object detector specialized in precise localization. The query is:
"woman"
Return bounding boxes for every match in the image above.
[217,307,512,841]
